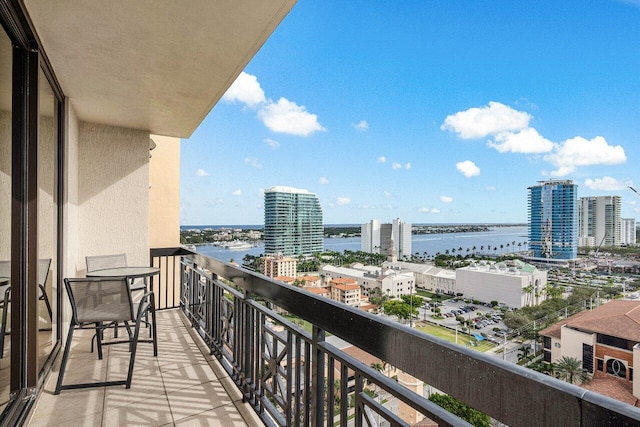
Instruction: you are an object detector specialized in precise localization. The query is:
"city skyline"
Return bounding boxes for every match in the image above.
[181,1,640,226]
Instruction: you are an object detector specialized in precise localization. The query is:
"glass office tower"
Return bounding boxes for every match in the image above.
[528,180,578,260]
[264,186,323,256]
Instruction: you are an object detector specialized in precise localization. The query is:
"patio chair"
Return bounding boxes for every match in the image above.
[85,253,147,293]
[55,276,157,394]
[0,259,53,358]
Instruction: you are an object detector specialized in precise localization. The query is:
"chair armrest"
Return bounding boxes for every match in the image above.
[135,290,155,319]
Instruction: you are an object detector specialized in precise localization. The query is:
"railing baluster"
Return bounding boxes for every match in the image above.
[150,247,640,427]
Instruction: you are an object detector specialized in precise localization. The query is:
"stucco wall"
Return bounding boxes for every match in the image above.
[0,111,9,260]
[149,134,180,248]
[561,326,595,361]
[77,122,150,273]
[456,268,527,308]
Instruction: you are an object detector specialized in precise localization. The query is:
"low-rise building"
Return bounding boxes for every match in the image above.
[455,260,547,308]
[330,278,362,307]
[539,300,640,405]
[383,261,456,295]
[263,254,298,279]
[320,264,415,299]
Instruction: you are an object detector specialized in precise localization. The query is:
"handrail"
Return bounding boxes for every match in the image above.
[151,247,640,426]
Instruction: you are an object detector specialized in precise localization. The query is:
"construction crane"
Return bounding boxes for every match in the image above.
[630,186,640,197]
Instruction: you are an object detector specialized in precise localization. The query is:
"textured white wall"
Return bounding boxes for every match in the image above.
[0,111,9,260]
[561,326,594,361]
[77,122,150,272]
[149,134,180,248]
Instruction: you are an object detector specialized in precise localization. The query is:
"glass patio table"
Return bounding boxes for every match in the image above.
[86,266,159,292]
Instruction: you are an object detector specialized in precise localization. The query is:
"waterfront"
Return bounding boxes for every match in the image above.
[194,225,528,264]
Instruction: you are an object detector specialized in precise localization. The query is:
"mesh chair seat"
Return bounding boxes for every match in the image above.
[0,259,53,358]
[55,277,157,394]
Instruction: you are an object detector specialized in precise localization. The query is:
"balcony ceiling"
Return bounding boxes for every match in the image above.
[24,0,297,137]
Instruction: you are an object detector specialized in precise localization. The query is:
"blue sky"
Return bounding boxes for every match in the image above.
[180,1,640,226]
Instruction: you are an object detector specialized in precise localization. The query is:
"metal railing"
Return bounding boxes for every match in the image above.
[150,247,640,426]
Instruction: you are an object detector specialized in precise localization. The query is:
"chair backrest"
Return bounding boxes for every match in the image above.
[86,254,128,273]
[39,258,51,287]
[64,277,134,324]
[0,261,9,279]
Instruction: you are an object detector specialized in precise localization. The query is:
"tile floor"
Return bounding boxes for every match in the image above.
[27,309,262,426]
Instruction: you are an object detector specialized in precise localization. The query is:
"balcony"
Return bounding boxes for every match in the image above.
[28,248,640,426]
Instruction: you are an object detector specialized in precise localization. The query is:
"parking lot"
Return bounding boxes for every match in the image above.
[418,298,510,343]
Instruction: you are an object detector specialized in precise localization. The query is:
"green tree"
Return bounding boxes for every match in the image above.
[517,345,532,363]
[383,300,412,320]
[428,393,490,427]
[555,356,590,385]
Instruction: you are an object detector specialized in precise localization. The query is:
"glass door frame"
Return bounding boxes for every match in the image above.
[0,0,64,424]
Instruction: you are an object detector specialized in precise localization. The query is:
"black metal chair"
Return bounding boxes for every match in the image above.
[0,259,53,358]
[55,276,157,394]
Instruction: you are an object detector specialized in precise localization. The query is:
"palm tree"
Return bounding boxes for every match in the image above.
[523,284,534,305]
[480,245,484,254]
[555,356,590,385]
[517,345,533,363]
[500,244,504,254]
[506,243,510,254]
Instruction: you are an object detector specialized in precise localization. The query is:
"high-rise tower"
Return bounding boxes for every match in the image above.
[528,180,578,260]
[361,218,411,259]
[264,186,323,256]
[578,196,621,247]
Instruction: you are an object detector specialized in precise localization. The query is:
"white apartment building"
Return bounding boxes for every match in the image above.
[456,260,547,308]
[578,196,622,247]
[361,218,412,260]
[621,218,637,245]
[383,261,456,295]
[263,255,298,279]
[320,264,415,299]
[329,278,362,307]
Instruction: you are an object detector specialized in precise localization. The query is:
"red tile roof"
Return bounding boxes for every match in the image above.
[539,300,640,342]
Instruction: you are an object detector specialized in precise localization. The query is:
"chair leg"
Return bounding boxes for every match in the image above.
[39,284,53,320]
[95,322,104,360]
[151,300,158,357]
[55,324,75,395]
[0,287,10,359]
[126,316,144,388]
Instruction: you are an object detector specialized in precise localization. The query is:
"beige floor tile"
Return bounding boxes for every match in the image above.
[167,380,235,422]
[103,368,167,410]
[101,394,173,427]
[172,403,250,426]
[28,387,105,427]
[161,362,218,394]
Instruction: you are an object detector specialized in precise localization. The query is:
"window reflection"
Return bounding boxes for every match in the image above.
[38,68,57,373]
[0,27,12,412]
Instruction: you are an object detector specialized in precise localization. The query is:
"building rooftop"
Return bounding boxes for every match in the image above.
[539,300,640,342]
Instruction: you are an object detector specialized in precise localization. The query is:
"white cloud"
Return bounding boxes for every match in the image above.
[231,189,242,196]
[381,204,394,209]
[337,197,351,206]
[377,156,387,163]
[584,176,627,191]
[222,72,266,108]
[405,163,411,170]
[258,97,325,136]
[544,136,626,177]
[353,120,369,131]
[384,191,392,198]
[440,195,453,203]
[441,101,531,139]
[419,207,440,214]
[196,168,210,177]
[258,188,265,196]
[319,177,329,185]
[264,138,280,150]
[456,160,480,178]
[487,127,554,154]
[392,162,402,170]
[244,157,262,169]
[484,186,496,191]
